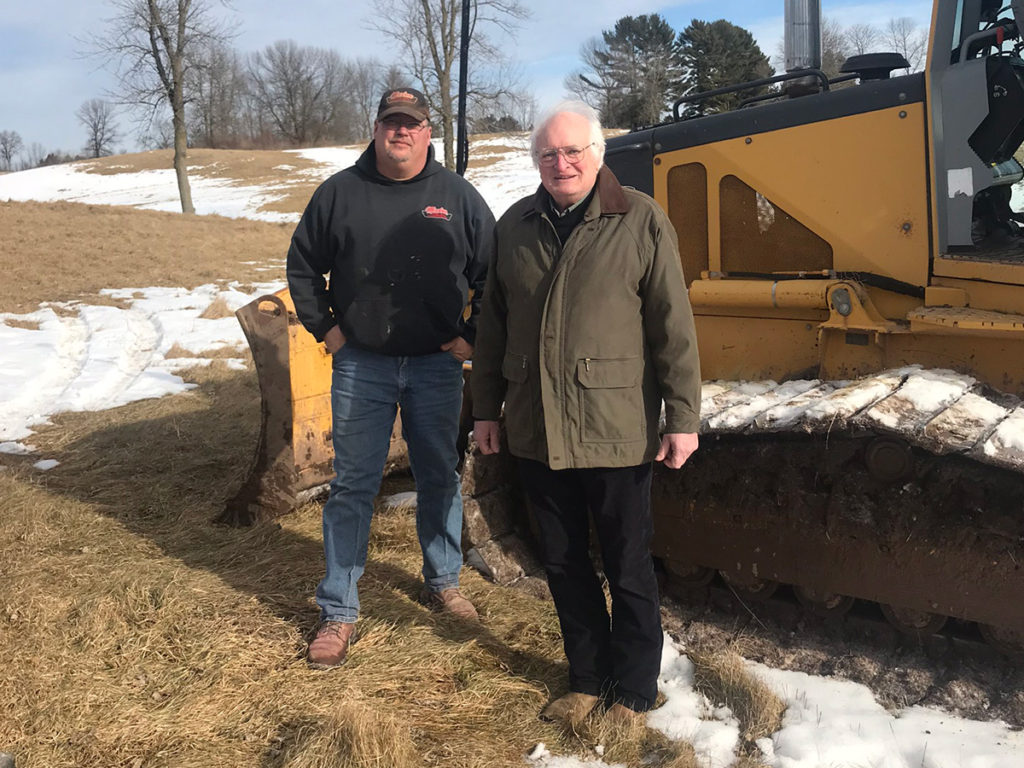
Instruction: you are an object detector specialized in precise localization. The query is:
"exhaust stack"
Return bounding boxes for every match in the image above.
[784,0,822,72]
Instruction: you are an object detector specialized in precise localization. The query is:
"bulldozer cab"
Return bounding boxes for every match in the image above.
[930,0,1024,257]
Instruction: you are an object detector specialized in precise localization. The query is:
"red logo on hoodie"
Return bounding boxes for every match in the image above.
[422,205,452,221]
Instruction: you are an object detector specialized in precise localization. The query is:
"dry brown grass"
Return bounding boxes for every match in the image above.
[81,148,321,183]
[198,294,236,319]
[0,364,563,767]
[0,359,783,767]
[0,200,292,314]
[2,317,39,330]
[568,714,701,768]
[78,147,347,222]
[163,342,244,360]
[690,647,785,759]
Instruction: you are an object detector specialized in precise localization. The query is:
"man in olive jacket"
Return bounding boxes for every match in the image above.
[472,101,701,725]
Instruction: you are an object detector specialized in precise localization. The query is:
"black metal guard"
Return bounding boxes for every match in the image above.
[672,68,831,120]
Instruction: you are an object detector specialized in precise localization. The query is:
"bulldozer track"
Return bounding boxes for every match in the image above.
[462,367,1024,655]
[660,571,1003,661]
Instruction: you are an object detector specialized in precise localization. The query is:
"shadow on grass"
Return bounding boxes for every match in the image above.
[31,366,565,704]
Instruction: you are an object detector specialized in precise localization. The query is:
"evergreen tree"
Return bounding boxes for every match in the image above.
[568,14,683,128]
[677,19,773,116]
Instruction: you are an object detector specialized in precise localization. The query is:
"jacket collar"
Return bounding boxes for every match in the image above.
[525,166,630,220]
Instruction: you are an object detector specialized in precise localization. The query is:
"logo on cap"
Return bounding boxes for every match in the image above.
[422,205,452,221]
[387,91,418,104]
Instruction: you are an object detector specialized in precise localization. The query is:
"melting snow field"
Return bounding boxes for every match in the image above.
[2,144,1024,766]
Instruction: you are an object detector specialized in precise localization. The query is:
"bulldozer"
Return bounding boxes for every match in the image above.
[226,0,1024,651]
[596,0,1024,650]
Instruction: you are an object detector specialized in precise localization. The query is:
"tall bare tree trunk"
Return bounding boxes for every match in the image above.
[168,1,194,213]
[438,71,454,169]
[171,98,194,214]
[92,0,231,212]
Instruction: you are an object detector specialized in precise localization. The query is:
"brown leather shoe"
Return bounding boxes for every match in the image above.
[419,587,479,621]
[539,692,601,725]
[604,702,644,727]
[307,621,357,669]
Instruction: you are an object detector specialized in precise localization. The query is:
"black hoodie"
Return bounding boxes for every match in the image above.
[286,142,495,356]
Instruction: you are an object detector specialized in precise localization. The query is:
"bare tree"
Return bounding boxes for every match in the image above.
[0,130,23,171]
[368,0,528,169]
[89,0,234,213]
[21,142,48,170]
[565,38,610,114]
[248,40,357,145]
[189,40,246,147]
[140,113,175,149]
[77,99,121,157]
[845,23,880,56]
[380,64,406,91]
[882,17,927,72]
[772,16,848,79]
[468,84,534,132]
[349,57,384,140]
[820,17,849,78]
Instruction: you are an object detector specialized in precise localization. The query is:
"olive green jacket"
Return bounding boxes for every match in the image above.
[471,167,701,469]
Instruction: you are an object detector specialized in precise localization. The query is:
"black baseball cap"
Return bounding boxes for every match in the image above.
[377,88,430,122]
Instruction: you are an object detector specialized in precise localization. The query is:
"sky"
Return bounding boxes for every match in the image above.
[0,0,933,157]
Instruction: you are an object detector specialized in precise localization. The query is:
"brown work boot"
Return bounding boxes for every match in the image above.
[540,692,601,726]
[307,621,357,669]
[419,587,479,621]
[604,702,644,727]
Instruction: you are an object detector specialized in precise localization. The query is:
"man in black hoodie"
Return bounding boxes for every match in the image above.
[287,88,495,669]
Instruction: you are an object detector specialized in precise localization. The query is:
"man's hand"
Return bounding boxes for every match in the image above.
[442,336,473,362]
[474,420,501,455]
[323,325,346,354]
[655,433,698,469]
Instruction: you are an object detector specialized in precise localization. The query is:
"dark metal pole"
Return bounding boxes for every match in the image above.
[456,0,470,176]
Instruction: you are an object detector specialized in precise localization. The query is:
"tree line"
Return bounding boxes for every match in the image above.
[565,13,928,129]
[1,1,533,195]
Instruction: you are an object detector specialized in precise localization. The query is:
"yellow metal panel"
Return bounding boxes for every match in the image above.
[932,256,1024,285]
[695,316,821,381]
[924,286,968,307]
[932,276,1024,315]
[288,326,333,402]
[652,104,930,286]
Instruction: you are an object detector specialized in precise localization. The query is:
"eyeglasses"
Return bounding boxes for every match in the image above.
[380,116,429,133]
[536,142,595,166]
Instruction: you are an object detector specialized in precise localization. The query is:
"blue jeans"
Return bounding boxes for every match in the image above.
[316,344,466,623]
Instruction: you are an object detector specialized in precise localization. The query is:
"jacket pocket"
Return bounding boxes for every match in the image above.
[501,352,529,383]
[576,357,645,443]
[501,352,534,454]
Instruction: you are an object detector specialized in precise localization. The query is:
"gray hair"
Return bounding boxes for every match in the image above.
[530,100,605,169]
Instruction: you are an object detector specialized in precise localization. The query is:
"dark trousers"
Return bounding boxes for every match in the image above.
[517,458,662,711]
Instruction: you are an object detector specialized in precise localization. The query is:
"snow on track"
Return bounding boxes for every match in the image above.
[696,367,1024,471]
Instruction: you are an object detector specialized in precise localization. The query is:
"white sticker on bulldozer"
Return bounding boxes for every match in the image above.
[948,167,974,197]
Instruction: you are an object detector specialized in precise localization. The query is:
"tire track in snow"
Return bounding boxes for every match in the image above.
[0,309,88,443]
[56,305,163,412]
